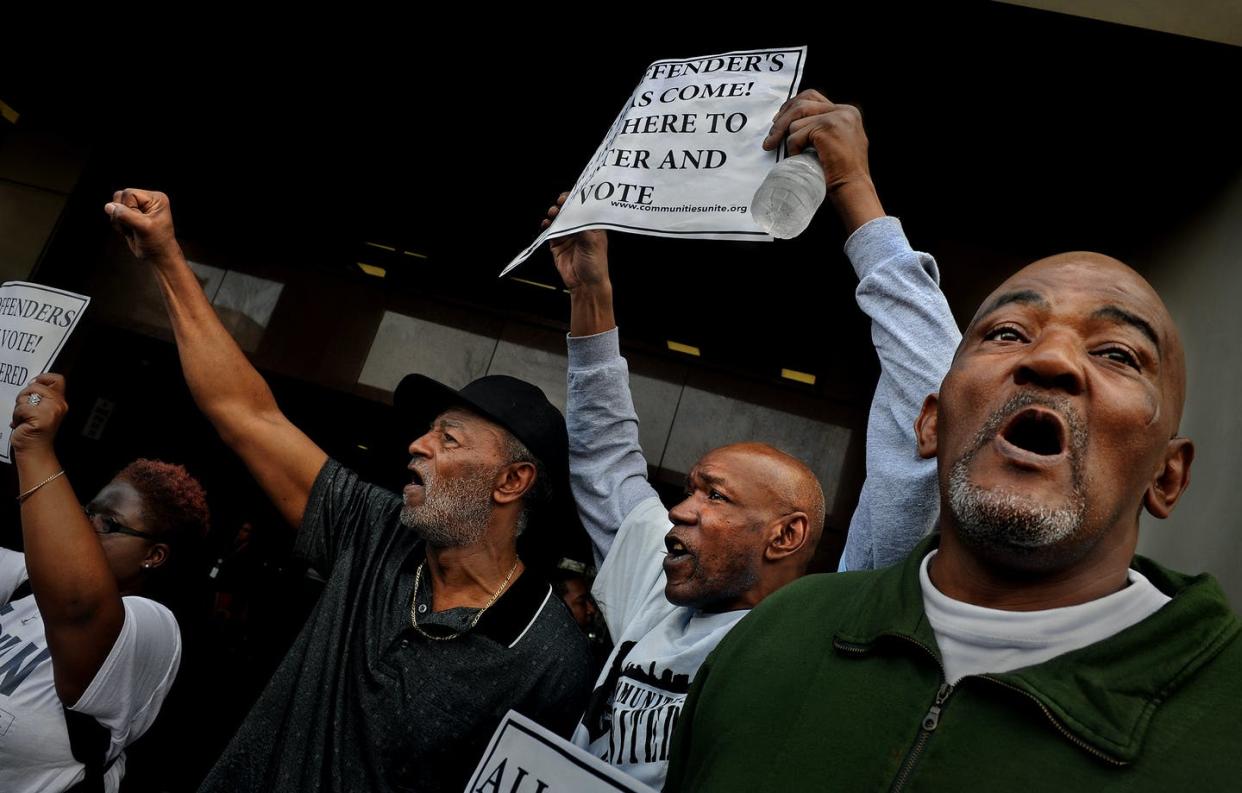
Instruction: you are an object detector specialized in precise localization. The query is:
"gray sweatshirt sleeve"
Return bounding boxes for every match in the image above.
[566,328,661,567]
[840,217,961,571]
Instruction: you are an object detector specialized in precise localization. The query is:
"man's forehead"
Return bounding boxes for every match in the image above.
[688,452,738,484]
[431,407,502,436]
[690,447,776,488]
[687,459,726,484]
[975,257,1171,343]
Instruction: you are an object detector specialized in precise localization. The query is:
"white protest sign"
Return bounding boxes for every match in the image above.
[463,710,658,793]
[0,282,90,463]
[503,46,807,275]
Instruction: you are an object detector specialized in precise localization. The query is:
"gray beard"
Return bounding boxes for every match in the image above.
[399,464,496,548]
[947,392,1088,556]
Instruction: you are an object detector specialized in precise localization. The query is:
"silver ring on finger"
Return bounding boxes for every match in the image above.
[26,393,42,406]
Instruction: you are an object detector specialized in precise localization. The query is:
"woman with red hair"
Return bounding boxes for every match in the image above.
[0,373,209,793]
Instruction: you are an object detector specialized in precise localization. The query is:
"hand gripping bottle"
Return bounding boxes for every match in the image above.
[750,149,826,239]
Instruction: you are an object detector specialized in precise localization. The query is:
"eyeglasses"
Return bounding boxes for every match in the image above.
[83,507,164,542]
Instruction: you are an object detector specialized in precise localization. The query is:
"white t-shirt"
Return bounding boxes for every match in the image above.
[920,550,1171,684]
[571,497,746,791]
[0,548,181,793]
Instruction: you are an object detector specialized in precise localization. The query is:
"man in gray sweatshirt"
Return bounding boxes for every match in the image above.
[543,90,963,789]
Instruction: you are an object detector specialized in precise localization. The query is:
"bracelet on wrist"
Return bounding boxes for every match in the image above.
[17,470,65,503]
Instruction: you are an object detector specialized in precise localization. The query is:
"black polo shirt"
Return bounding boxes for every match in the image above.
[198,460,592,793]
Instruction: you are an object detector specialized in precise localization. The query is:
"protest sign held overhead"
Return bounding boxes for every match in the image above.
[0,282,90,463]
[503,46,807,275]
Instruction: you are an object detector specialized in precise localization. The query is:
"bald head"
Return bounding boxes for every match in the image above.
[664,442,827,612]
[708,442,827,566]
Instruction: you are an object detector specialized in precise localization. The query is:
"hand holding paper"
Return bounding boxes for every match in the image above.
[105,188,182,262]
[0,284,90,463]
[545,194,617,338]
[544,192,611,292]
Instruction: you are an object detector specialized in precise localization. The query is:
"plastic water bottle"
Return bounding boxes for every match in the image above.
[750,149,826,239]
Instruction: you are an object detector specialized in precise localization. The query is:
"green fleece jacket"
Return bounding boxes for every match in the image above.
[665,536,1242,792]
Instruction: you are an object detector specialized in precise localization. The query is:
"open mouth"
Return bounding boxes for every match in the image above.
[1000,408,1067,457]
[409,468,425,487]
[664,535,692,561]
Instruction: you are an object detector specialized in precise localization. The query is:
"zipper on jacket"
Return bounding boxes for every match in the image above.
[832,634,956,793]
[889,682,954,793]
[836,634,1128,777]
[980,676,1128,767]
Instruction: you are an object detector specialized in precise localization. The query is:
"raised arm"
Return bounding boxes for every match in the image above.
[767,92,961,570]
[543,196,660,565]
[11,374,123,703]
[106,189,326,528]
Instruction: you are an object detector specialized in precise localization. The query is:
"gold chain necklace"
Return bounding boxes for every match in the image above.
[409,558,519,641]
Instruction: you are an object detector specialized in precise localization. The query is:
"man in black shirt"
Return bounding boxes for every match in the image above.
[106,188,592,793]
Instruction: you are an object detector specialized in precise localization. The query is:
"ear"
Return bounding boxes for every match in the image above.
[144,543,169,571]
[1143,436,1194,519]
[915,393,940,460]
[764,512,810,562]
[494,461,538,506]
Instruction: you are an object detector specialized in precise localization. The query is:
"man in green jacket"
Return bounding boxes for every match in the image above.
[664,149,1240,789]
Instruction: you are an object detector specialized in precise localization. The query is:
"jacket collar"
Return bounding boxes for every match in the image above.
[834,534,1241,764]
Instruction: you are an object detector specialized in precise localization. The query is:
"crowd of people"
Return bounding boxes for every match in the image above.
[0,89,1237,792]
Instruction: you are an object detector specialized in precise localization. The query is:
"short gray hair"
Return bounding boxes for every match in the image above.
[502,433,550,536]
